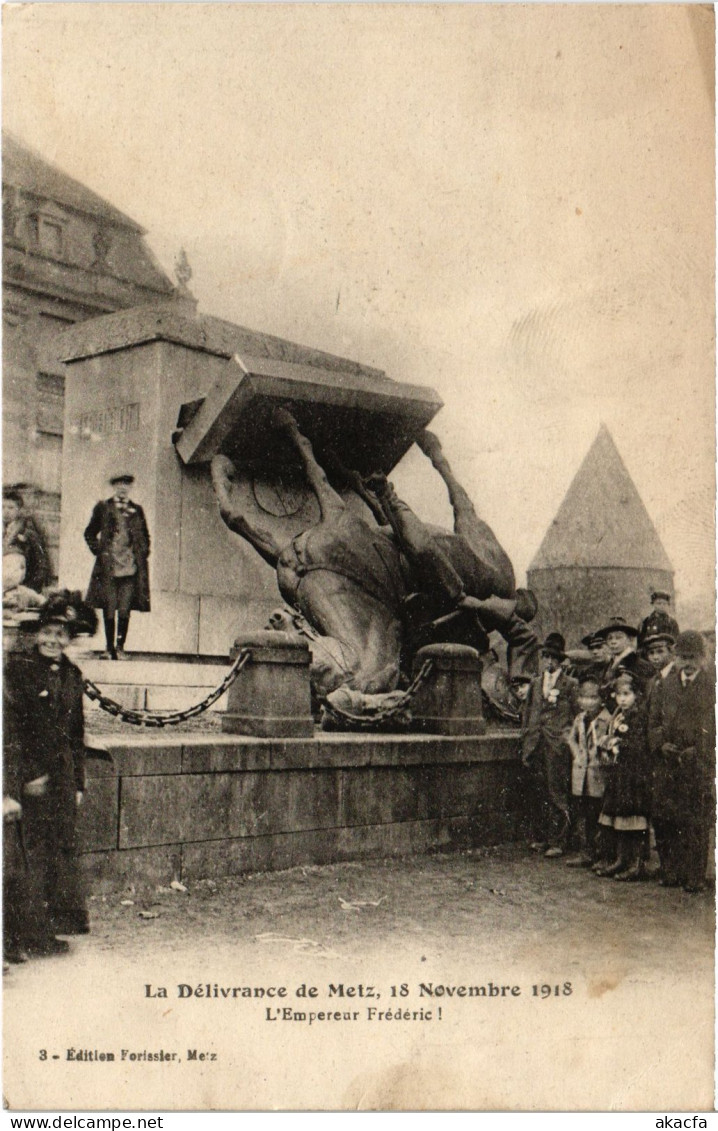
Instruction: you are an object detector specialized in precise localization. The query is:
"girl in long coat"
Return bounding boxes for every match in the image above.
[4,592,97,947]
[595,671,651,881]
[84,473,150,659]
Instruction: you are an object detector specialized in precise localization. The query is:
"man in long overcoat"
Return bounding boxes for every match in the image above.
[647,630,715,892]
[84,473,150,659]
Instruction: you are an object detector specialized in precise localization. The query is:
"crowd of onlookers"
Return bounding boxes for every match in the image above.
[515,594,715,892]
[2,481,714,972]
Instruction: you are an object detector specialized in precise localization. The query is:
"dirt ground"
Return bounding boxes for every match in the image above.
[77,843,713,973]
[4,843,715,1111]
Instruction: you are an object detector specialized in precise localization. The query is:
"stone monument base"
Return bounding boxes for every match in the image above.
[78,729,523,888]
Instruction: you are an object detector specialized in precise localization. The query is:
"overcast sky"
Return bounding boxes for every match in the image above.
[3,4,715,615]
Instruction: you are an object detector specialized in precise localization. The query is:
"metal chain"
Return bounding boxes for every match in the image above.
[318,659,435,732]
[82,648,251,728]
[83,648,434,733]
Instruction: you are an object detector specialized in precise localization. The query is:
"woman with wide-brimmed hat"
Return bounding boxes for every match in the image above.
[593,616,653,702]
[4,591,98,959]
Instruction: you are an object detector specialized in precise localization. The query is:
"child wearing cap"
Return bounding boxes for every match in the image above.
[3,591,97,957]
[565,676,612,867]
[594,670,651,881]
[521,633,576,858]
[638,591,679,647]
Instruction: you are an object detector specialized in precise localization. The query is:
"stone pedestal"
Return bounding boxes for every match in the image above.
[80,726,523,886]
[410,643,486,735]
[222,631,313,737]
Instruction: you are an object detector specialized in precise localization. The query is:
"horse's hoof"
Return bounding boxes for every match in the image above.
[364,471,389,496]
[271,405,298,431]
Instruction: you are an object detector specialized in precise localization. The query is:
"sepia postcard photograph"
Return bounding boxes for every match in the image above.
[1,2,715,1114]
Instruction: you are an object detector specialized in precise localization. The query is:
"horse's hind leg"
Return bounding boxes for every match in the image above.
[416,430,515,595]
[416,431,480,537]
[272,407,345,522]
[367,474,465,610]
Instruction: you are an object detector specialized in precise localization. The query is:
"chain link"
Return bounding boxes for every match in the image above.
[83,649,435,733]
[318,659,435,732]
[82,649,251,728]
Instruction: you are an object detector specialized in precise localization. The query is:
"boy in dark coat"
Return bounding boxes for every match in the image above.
[521,632,576,858]
[638,591,679,648]
[642,632,675,701]
[647,630,715,892]
[84,473,150,659]
[4,592,97,953]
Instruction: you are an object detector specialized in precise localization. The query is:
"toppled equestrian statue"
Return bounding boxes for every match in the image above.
[211,408,538,708]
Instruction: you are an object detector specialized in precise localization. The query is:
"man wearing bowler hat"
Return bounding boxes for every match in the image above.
[84,473,150,659]
[521,632,577,857]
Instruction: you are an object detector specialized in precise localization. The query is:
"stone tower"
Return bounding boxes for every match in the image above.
[527,425,674,645]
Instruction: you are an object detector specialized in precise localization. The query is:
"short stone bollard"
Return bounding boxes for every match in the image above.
[410,643,485,735]
[221,631,313,737]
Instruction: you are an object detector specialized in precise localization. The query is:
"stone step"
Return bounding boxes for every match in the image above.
[76,652,230,685]
[74,652,233,713]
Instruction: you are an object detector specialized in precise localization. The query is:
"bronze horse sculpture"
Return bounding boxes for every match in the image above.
[211,408,537,699]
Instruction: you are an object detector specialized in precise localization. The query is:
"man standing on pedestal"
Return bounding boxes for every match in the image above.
[84,473,150,659]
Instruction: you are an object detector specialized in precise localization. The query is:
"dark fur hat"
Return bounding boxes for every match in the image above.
[31,590,98,638]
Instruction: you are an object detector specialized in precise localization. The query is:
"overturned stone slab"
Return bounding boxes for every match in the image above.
[174,352,443,473]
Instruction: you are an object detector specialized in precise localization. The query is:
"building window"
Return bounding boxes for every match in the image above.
[29,214,64,258]
[36,372,65,437]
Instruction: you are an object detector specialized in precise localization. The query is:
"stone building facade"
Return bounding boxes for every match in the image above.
[527,425,674,645]
[2,133,175,571]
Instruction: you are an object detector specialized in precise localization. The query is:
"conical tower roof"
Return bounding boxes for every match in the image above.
[529,425,673,572]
